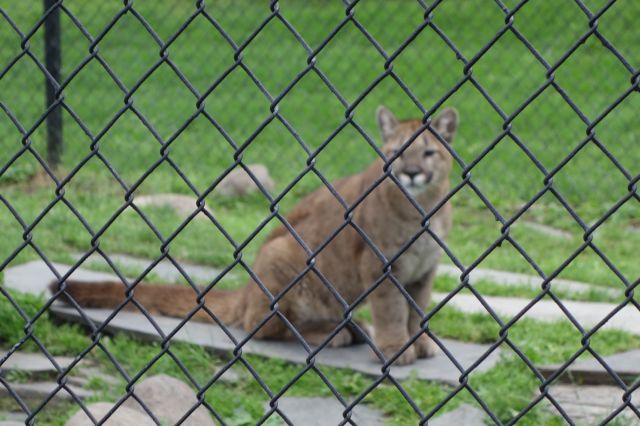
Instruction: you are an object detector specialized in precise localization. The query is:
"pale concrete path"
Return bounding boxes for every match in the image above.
[437,264,620,297]
[432,292,640,334]
[50,305,500,385]
[4,259,634,334]
[2,260,501,384]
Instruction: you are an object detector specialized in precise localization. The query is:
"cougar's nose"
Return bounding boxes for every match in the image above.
[404,170,420,180]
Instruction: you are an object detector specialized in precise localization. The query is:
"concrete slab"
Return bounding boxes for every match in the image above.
[72,253,222,285]
[49,305,500,385]
[0,352,74,379]
[264,397,384,425]
[436,265,619,298]
[432,292,640,335]
[5,258,617,302]
[3,261,118,295]
[0,381,92,405]
[431,403,486,426]
[549,384,640,425]
[540,349,640,385]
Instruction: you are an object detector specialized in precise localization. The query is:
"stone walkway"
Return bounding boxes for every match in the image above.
[540,349,640,386]
[266,397,384,425]
[431,404,487,426]
[7,254,619,299]
[432,292,640,335]
[72,252,223,284]
[50,304,500,385]
[436,264,619,298]
[4,257,639,425]
[548,384,640,425]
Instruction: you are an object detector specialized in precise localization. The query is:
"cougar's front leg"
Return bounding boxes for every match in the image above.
[366,269,416,365]
[407,268,438,358]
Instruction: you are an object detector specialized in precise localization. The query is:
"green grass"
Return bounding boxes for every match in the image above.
[0,0,638,286]
[1,1,639,424]
[2,288,640,425]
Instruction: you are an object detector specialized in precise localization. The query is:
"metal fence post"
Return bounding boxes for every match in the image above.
[43,0,63,168]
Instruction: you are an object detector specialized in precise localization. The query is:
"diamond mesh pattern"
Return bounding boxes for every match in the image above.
[0,0,638,424]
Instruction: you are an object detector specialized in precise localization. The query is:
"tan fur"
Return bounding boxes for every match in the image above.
[54,106,458,365]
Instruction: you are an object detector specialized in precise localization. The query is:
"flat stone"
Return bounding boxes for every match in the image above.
[216,164,274,197]
[522,221,573,239]
[0,422,27,426]
[540,349,640,385]
[3,261,120,295]
[266,397,384,425]
[122,375,214,425]
[0,382,92,405]
[431,403,486,426]
[549,384,640,425]
[436,265,619,298]
[0,412,26,422]
[134,194,214,220]
[65,402,155,426]
[0,352,74,379]
[431,292,640,335]
[50,305,499,385]
[6,258,616,301]
[73,253,222,285]
[4,258,222,297]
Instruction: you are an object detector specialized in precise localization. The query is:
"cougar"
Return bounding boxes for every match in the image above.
[54,106,458,365]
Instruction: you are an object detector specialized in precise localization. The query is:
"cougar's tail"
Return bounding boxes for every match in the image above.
[49,280,245,325]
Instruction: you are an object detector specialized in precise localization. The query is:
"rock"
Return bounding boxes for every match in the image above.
[122,375,214,426]
[134,193,213,220]
[65,402,154,426]
[1,352,74,380]
[431,404,486,426]
[216,164,274,197]
[0,422,28,426]
[267,397,384,425]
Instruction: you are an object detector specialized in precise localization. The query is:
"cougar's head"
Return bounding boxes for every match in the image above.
[377,105,458,196]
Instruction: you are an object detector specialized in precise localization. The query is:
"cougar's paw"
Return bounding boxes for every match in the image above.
[347,319,373,344]
[414,335,438,359]
[327,327,354,348]
[304,327,353,348]
[379,344,417,366]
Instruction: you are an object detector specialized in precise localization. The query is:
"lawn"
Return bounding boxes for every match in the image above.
[1,0,639,424]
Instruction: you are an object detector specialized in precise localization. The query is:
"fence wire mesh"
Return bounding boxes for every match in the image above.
[0,0,639,425]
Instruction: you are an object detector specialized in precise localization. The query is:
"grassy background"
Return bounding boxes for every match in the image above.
[1,0,639,424]
[0,0,638,286]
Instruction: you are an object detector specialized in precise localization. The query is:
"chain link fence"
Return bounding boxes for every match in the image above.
[0,0,638,424]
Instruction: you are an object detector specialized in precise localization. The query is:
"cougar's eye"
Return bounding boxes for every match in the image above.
[423,149,436,158]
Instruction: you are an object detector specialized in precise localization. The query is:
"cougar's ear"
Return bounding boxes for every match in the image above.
[432,108,459,144]
[376,105,399,142]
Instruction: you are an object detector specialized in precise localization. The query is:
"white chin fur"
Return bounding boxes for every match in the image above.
[399,174,412,186]
[413,174,427,185]
[406,185,426,196]
[398,173,429,195]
